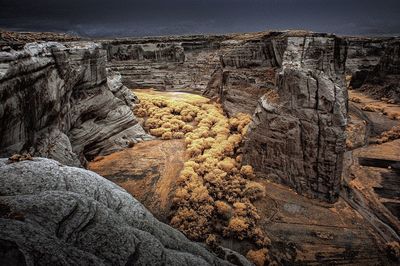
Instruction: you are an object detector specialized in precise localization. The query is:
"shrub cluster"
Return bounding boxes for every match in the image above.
[375,125,400,144]
[246,248,270,266]
[134,94,201,139]
[135,91,270,251]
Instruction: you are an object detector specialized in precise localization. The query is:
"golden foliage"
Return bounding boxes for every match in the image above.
[246,248,270,266]
[215,200,232,219]
[240,165,255,179]
[225,217,249,239]
[135,90,269,247]
[244,181,266,201]
[376,125,400,144]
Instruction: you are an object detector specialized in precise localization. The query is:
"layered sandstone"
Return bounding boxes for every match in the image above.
[0,42,151,167]
[103,32,349,202]
[346,37,400,103]
[243,34,348,203]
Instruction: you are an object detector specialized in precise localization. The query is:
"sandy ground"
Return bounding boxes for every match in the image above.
[88,139,186,222]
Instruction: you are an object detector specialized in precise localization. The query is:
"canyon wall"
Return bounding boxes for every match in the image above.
[103,35,223,91]
[104,32,349,202]
[346,37,400,103]
[1,32,396,203]
[0,42,151,166]
[103,32,284,115]
[243,34,348,202]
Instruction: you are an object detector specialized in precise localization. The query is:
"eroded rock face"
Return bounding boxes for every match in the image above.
[204,33,286,116]
[0,158,250,266]
[346,37,400,103]
[0,42,151,166]
[243,34,348,202]
[103,35,224,91]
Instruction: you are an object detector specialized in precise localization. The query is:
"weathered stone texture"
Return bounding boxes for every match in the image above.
[243,34,348,202]
[0,42,151,166]
[345,37,400,103]
[0,158,250,266]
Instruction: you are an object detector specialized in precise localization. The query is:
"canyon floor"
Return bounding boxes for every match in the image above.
[88,89,400,265]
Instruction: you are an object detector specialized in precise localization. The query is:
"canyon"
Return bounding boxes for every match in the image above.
[0,30,399,265]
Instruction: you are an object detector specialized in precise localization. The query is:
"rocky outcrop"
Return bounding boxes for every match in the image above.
[0,158,250,266]
[105,32,350,202]
[345,37,400,103]
[243,34,348,202]
[0,42,151,167]
[103,33,285,115]
[103,35,224,91]
[204,33,286,115]
[356,40,400,103]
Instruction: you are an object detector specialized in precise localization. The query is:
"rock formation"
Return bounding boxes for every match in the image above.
[0,157,250,266]
[0,42,151,167]
[102,35,223,91]
[242,34,348,203]
[103,32,349,202]
[103,33,283,115]
[346,37,400,103]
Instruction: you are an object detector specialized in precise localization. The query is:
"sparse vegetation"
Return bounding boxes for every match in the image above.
[349,96,362,103]
[246,248,270,266]
[375,125,400,144]
[134,90,270,251]
[361,104,384,112]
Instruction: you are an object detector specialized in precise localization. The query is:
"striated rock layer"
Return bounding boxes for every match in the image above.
[242,33,348,202]
[0,158,250,266]
[0,42,151,166]
[104,32,350,202]
[346,37,400,103]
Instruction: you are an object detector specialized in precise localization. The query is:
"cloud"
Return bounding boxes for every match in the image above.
[0,0,399,36]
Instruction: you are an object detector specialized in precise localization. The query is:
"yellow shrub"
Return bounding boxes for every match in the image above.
[233,202,248,216]
[215,200,232,219]
[190,185,213,203]
[218,157,237,173]
[149,127,169,137]
[173,132,185,139]
[225,217,248,239]
[134,107,147,117]
[244,181,266,200]
[246,249,269,266]
[146,118,162,129]
[182,124,194,133]
[240,165,255,179]
[161,131,173,140]
[135,90,266,249]
[173,188,190,205]
[251,227,271,247]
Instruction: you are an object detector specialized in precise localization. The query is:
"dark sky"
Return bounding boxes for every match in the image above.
[0,0,399,37]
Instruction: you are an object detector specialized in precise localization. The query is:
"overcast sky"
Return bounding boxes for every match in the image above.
[0,0,399,37]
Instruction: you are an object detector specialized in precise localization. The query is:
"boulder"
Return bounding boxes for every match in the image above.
[0,158,251,266]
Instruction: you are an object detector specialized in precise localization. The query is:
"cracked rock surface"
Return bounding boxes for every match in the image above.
[243,34,348,202]
[0,158,250,266]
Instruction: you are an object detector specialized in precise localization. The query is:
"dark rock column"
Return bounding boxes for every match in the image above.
[243,35,348,202]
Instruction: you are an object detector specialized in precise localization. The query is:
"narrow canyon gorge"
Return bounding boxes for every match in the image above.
[0,30,399,265]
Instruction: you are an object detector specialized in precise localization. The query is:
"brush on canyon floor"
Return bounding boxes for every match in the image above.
[90,89,270,265]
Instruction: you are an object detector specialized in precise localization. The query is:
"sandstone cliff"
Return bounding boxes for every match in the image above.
[242,34,348,203]
[103,32,349,202]
[346,37,400,103]
[0,158,250,266]
[0,42,151,167]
